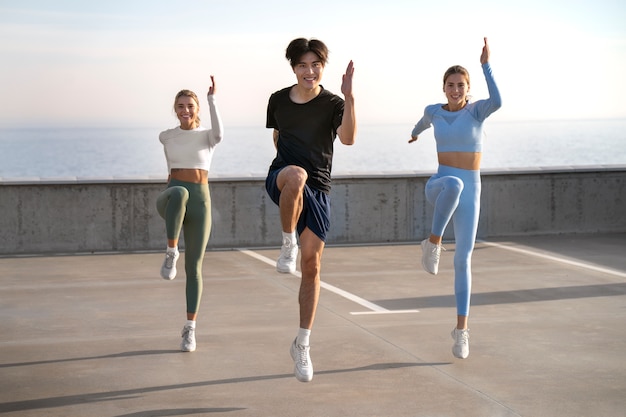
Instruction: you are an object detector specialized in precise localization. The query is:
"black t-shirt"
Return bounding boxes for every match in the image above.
[266,85,344,194]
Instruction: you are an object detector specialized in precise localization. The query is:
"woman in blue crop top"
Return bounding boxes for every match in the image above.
[155,76,223,352]
[409,38,502,359]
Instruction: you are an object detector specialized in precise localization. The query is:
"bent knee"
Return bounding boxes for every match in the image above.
[169,186,190,203]
[278,166,308,191]
[444,177,464,194]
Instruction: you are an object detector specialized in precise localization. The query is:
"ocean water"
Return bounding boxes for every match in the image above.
[0,119,625,180]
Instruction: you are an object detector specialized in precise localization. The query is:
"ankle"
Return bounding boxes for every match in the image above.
[282,231,297,246]
[296,328,311,346]
[429,236,442,245]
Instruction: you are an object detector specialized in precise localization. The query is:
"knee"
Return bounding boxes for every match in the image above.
[157,187,188,216]
[454,257,469,271]
[445,177,464,194]
[301,253,321,277]
[453,252,472,275]
[170,186,189,201]
[279,166,308,192]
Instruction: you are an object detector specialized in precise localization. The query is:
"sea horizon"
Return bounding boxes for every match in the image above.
[1,118,625,180]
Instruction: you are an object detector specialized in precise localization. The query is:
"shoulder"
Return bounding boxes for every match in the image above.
[267,87,292,109]
[159,127,180,142]
[269,86,292,100]
[425,103,442,114]
[318,87,343,103]
[316,88,344,114]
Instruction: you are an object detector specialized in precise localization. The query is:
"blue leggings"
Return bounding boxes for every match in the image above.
[425,165,481,316]
[156,179,211,314]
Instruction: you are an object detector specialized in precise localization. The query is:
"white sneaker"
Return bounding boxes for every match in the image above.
[451,328,470,359]
[290,338,313,382]
[421,239,443,275]
[160,249,179,280]
[181,325,196,352]
[277,239,298,273]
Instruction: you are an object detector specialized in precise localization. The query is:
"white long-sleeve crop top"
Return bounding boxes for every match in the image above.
[411,63,501,153]
[159,95,223,172]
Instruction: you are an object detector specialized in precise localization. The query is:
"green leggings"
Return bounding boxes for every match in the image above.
[156,179,211,314]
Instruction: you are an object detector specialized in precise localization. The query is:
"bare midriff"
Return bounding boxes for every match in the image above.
[438,152,482,171]
[169,168,209,184]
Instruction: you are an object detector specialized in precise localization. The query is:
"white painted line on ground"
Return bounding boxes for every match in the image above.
[479,240,626,278]
[238,249,275,266]
[238,248,418,315]
[350,309,420,315]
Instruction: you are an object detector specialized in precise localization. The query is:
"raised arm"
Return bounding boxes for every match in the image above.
[337,60,356,145]
[480,37,490,65]
[207,75,223,144]
[475,38,502,119]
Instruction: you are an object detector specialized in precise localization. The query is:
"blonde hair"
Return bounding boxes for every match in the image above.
[173,89,201,128]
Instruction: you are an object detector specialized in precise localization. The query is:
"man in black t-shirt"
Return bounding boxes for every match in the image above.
[265,37,356,383]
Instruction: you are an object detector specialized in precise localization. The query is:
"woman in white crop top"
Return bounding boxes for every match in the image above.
[155,76,223,352]
[409,38,502,360]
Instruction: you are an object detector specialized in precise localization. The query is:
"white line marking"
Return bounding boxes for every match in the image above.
[479,240,626,278]
[238,248,395,313]
[350,309,420,316]
[238,249,274,266]
[320,281,389,313]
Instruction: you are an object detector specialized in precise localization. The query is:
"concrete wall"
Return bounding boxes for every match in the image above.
[1,166,624,255]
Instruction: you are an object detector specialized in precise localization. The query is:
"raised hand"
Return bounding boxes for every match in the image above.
[480,37,490,65]
[208,75,216,96]
[341,60,354,97]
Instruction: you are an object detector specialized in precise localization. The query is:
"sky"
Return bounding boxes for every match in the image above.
[0,0,625,129]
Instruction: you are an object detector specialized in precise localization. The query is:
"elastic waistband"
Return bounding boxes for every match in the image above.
[437,164,481,181]
[167,179,209,197]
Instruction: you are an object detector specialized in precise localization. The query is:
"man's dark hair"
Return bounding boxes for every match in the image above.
[285,38,329,68]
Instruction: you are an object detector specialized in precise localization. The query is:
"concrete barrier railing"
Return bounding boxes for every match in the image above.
[1,166,625,255]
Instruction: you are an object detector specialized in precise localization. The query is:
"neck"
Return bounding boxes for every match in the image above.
[445,101,466,112]
[291,84,321,104]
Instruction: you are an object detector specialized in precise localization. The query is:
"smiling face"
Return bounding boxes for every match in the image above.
[292,51,325,91]
[175,94,199,130]
[442,65,471,111]
[444,72,470,108]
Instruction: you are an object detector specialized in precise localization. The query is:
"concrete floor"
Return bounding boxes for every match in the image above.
[1,233,625,417]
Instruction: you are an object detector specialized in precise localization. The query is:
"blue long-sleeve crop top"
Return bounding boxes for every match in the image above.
[411,62,502,153]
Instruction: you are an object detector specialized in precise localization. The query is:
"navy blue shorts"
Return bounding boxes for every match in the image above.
[265,168,331,242]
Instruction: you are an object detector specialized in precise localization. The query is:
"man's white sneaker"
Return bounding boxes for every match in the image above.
[181,325,196,352]
[277,240,298,273]
[451,328,470,359]
[161,250,179,280]
[290,338,313,382]
[421,239,443,275]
